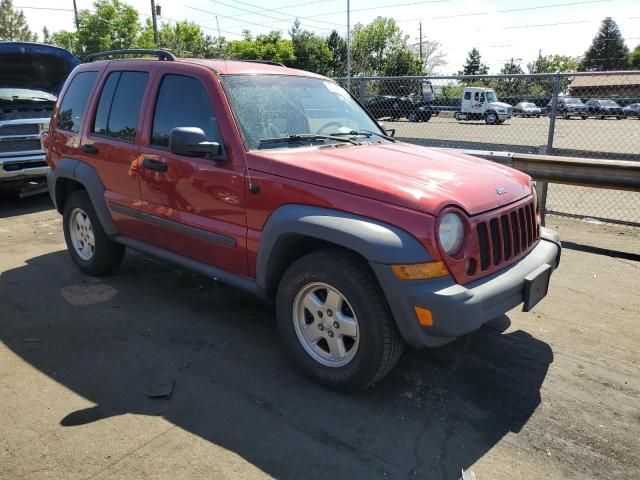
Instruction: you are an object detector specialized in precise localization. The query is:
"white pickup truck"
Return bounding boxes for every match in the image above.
[454,87,513,125]
[0,42,77,192]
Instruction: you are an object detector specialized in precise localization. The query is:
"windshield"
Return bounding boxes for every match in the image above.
[520,102,535,108]
[600,100,618,106]
[565,98,582,105]
[221,75,384,150]
[486,91,497,102]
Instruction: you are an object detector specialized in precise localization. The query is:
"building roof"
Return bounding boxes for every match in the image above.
[570,73,640,88]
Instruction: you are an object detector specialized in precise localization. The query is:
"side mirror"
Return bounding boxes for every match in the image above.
[169,127,223,159]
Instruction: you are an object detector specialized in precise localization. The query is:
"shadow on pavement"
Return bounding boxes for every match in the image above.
[0,191,53,218]
[0,250,553,479]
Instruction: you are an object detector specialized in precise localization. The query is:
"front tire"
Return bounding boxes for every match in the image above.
[276,249,404,391]
[63,190,125,275]
[485,111,498,125]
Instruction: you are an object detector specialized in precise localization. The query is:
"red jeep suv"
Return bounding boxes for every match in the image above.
[46,50,561,390]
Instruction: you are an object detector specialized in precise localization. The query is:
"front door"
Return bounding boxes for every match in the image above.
[138,66,247,277]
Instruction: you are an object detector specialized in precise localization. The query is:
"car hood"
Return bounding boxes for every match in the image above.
[489,101,512,109]
[248,142,532,216]
[0,42,79,95]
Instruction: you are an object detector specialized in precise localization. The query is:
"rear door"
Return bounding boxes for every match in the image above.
[82,67,150,241]
[138,65,247,276]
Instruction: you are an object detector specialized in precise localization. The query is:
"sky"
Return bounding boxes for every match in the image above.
[16,0,640,74]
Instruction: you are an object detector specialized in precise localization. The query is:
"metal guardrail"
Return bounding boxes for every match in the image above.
[456,149,640,228]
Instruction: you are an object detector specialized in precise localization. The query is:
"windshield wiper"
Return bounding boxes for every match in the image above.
[259,134,359,146]
[328,130,396,142]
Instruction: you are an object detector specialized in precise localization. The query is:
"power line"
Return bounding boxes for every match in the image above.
[430,0,613,20]
[15,5,74,11]
[215,0,346,28]
[284,0,450,21]
[503,20,591,30]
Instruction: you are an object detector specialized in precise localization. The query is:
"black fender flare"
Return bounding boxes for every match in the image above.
[256,204,431,292]
[47,158,118,236]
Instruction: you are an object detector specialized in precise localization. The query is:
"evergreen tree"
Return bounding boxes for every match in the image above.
[0,0,38,41]
[326,30,347,77]
[580,17,629,71]
[459,48,488,75]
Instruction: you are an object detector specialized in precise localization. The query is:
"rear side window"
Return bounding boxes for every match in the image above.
[57,71,98,133]
[151,75,221,148]
[464,92,471,100]
[93,71,149,142]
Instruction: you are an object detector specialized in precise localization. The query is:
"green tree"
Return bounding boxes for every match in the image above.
[459,48,489,75]
[226,31,295,65]
[154,20,207,57]
[527,54,579,74]
[326,30,347,77]
[629,45,640,69]
[580,17,629,71]
[495,60,526,97]
[54,0,141,56]
[0,0,38,41]
[289,20,333,75]
[351,17,422,77]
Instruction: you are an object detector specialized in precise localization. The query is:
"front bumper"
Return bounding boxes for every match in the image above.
[0,154,49,182]
[371,227,561,348]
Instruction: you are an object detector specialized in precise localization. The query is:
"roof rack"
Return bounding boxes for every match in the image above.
[83,49,176,63]
[243,59,285,67]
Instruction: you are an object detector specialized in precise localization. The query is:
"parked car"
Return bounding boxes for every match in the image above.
[365,95,415,120]
[547,97,588,119]
[622,103,640,118]
[513,102,542,118]
[454,87,512,125]
[46,49,561,391]
[365,94,435,122]
[585,99,626,119]
[0,42,78,191]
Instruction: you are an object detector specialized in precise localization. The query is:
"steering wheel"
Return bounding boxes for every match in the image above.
[316,121,343,135]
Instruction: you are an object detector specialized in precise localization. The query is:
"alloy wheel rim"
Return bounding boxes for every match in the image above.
[292,282,360,367]
[69,208,95,261]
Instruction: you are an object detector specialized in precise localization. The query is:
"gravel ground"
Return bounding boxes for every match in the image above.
[1,195,639,480]
[388,115,640,159]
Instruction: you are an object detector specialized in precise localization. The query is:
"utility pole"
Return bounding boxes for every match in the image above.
[72,0,79,31]
[419,22,423,59]
[215,16,221,39]
[346,0,351,89]
[150,0,159,46]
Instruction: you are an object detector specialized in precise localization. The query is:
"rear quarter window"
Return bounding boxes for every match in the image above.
[57,71,98,133]
[92,71,149,142]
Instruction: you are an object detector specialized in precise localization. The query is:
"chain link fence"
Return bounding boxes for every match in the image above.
[336,72,640,254]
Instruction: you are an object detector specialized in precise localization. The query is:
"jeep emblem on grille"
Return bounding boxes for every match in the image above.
[495,187,507,195]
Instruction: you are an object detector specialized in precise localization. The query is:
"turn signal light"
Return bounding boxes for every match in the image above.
[392,261,449,280]
[414,307,433,326]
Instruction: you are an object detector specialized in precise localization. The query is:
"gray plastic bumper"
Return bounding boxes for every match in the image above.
[371,228,561,348]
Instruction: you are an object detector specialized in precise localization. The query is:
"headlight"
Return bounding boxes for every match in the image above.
[438,212,464,255]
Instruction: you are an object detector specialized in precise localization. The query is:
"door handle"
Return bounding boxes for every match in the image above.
[81,144,98,154]
[142,158,168,172]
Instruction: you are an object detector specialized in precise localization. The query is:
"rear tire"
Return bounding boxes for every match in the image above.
[276,249,404,391]
[63,190,125,275]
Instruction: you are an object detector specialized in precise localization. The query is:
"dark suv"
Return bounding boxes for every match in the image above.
[46,50,561,390]
[547,97,588,119]
[585,99,626,119]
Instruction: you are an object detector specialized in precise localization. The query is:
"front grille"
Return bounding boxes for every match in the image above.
[3,160,47,171]
[0,139,42,153]
[474,198,539,274]
[0,124,39,136]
